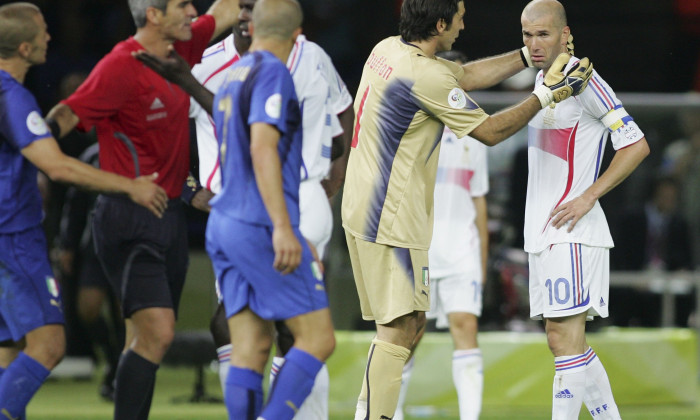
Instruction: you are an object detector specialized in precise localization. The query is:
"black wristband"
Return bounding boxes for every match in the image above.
[519,48,529,68]
[46,118,60,138]
[181,173,203,205]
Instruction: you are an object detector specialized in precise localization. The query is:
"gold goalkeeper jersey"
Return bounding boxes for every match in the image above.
[342,36,488,249]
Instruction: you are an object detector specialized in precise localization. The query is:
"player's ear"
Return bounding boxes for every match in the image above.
[145,6,164,26]
[17,41,31,59]
[436,18,447,34]
[292,27,302,41]
[561,26,571,48]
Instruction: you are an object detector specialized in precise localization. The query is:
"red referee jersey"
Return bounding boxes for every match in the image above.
[62,14,215,198]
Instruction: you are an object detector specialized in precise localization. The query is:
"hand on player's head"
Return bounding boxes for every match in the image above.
[533,53,593,107]
[567,34,574,56]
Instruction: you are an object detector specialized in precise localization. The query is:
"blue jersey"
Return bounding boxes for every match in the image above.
[0,70,50,233]
[210,50,302,226]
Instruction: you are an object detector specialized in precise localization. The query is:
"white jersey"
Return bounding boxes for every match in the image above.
[524,56,645,253]
[290,34,353,181]
[429,128,489,278]
[190,35,242,193]
[191,34,352,193]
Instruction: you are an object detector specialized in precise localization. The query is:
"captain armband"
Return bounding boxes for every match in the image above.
[600,106,633,132]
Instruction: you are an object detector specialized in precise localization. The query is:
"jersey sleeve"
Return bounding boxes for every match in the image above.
[248,63,296,134]
[61,53,137,132]
[412,60,488,139]
[467,138,489,197]
[321,51,353,115]
[578,69,645,150]
[1,86,51,150]
[174,14,216,67]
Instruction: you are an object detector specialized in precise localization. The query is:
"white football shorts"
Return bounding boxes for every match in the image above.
[299,179,332,259]
[529,243,609,320]
[427,268,483,329]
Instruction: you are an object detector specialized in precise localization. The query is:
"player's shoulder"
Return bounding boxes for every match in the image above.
[0,71,37,108]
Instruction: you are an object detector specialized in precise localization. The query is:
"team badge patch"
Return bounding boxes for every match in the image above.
[447,88,468,109]
[45,276,59,298]
[422,267,429,287]
[27,111,49,136]
[265,93,282,119]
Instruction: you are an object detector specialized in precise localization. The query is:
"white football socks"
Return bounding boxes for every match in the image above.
[452,348,483,420]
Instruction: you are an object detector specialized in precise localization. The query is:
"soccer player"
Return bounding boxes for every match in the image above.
[205,0,335,418]
[342,0,594,418]
[0,3,167,418]
[136,0,354,416]
[520,1,649,419]
[393,49,490,420]
[44,0,240,418]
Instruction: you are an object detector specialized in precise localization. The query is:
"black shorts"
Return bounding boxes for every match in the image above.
[79,238,110,290]
[92,195,188,318]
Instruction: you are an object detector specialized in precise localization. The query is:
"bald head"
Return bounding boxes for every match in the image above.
[0,2,41,59]
[522,0,567,30]
[251,0,303,41]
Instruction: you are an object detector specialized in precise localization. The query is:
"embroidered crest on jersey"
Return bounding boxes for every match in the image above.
[422,266,430,286]
[150,97,165,110]
[447,87,467,109]
[265,93,282,119]
[26,111,49,136]
[311,261,323,281]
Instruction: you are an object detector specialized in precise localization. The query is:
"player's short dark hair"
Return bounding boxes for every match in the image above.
[0,2,41,59]
[128,0,169,28]
[436,50,467,64]
[399,0,460,43]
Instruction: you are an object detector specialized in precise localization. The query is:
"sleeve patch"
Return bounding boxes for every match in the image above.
[265,93,282,119]
[27,111,49,136]
[447,87,468,109]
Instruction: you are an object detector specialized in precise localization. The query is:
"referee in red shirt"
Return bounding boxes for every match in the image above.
[46,1,239,418]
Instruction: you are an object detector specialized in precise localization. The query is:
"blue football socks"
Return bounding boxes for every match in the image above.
[259,347,322,420]
[225,366,263,420]
[0,352,49,419]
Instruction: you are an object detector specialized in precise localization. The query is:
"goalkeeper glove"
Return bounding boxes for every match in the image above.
[532,53,593,108]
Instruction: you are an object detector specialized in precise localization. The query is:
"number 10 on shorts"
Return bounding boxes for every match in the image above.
[545,277,571,305]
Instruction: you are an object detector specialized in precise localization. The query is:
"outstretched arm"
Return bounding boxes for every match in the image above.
[134,48,215,115]
[22,137,169,218]
[551,138,650,232]
[460,50,526,91]
[204,0,240,42]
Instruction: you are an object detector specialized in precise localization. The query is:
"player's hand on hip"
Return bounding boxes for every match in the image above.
[550,193,596,232]
[130,173,168,218]
[272,225,302,275]
[532,53,593,107]
[133,46,191,86]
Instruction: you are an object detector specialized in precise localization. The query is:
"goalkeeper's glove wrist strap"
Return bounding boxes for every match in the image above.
[533,85,553,108]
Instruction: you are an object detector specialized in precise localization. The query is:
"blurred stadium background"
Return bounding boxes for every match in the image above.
[11,0,700,417]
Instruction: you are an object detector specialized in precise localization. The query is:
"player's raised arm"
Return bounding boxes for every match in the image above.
[205,0,241,41]
[470,53,593,146]
[459,50,527,91]
[134,47,215,115]
[22,137,168,218]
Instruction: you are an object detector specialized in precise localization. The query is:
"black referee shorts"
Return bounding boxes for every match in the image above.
[92,195,189,318]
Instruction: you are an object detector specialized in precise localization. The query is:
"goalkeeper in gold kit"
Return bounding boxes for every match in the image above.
[341,0,595,418]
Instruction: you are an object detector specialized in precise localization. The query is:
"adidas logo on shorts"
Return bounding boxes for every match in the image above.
[555,389,574,399]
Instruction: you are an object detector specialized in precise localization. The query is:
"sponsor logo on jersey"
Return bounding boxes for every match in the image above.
[265,94,282,119]
[150,97,165,110]
[447,87,467,109]
[555,389,574,398]
[26,111,49,136]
